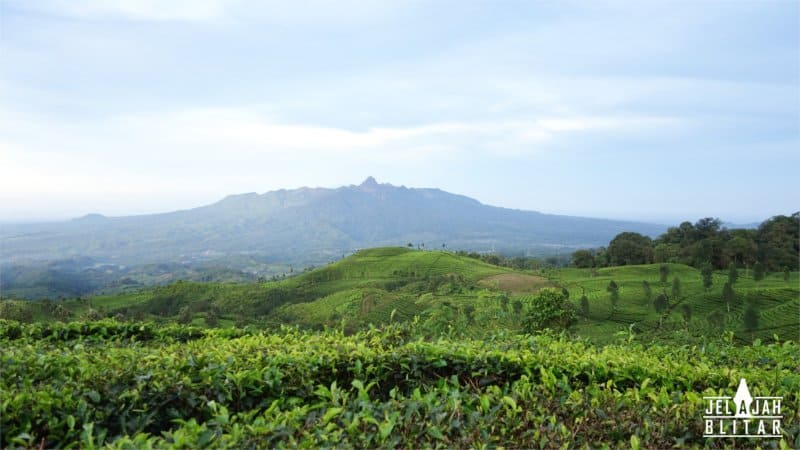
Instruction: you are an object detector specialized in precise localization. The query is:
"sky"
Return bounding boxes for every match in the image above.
[0,0,798,224]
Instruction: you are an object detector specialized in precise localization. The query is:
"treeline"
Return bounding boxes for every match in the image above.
[454,251,571,269]
[572,213,799,271]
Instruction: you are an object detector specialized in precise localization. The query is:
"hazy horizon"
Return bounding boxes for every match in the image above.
[0,176,781,226]
[1,1,797,224]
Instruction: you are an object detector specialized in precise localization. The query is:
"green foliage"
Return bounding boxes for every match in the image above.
[728,262,739,285]
[671,277,682,300]
[753,261,765,282]
[573,213,798,273]
[641,280,652,304]
[743,304,760,332]
[499,294,509,312]
[659,264,670,284]
[0,300,35,323]
[722,282,735,312]
[579,295,589,317]
[700,264,713,291]
[706,310,724,329]
[679,304,692,322]
[1,321,798,448]
[571,249,595,268]
[523,288,577,332]
[10,248,800,346]
[606,280,619,313]
[607,232,653,266]
[653,293,669,313]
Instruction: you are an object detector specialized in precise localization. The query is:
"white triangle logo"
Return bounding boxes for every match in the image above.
[733,378,753,418]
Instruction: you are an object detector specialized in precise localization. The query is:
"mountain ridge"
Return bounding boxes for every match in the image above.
[1,178,667,268]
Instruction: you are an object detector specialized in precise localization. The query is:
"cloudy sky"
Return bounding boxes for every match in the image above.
[1,1,797,223]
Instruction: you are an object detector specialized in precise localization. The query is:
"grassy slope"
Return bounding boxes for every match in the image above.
[274,248,516,329]
[554,264,800,343]
[6,247,798,343]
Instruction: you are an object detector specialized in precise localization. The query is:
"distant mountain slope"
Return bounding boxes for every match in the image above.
[0,177,666,267]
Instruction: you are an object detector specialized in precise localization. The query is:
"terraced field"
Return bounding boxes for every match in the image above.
[2,248,797,344]
[554,264,800,343]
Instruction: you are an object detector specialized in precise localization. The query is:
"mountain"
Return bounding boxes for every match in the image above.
[1,177,666,269]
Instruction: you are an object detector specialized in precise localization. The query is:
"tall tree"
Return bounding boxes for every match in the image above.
[659,264,670,284]
[607,232,654,266]
[722,282,735,313]
[743,305,760,335]
[701,264,714,291]
[641,280,652,304]
[671,277,682,301]
[571,249,596,268]
[727,262,739,285]
[755,213,800,271]
[653,292,669,313]
[607,280,619,313]
[680,304,692,323]
[752,261,765,282]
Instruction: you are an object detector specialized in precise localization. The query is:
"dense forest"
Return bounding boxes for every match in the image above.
[571,213,799,271]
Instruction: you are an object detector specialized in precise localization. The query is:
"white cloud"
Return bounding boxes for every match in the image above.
[0,105,681,220]
[17,0,231,22]
[11,0,413,24]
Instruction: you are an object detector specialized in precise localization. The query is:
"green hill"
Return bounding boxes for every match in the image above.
[554,263,799,343]
[2,247,797,344]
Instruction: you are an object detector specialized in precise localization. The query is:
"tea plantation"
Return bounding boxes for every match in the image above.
[2,320,798,448]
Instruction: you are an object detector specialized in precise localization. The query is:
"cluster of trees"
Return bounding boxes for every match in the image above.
[455,251,570,269]
[571,214,799,272]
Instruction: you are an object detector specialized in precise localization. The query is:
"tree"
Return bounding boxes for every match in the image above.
[755,213,800,271]
[659,264,670,284]
[728,262,739,285]
[607,232,654,266]
[607,280,619,313]
[642,280,652,305]
[579,295,589,317]
[571,249,595,268]
[701,264,714,291]
[752,261,765,282]
[680,304,692,322]
[671,277,682,301]
[722,282,735,313]
[743,304,759,334]
[653,243,680,263]
[653,293,669,313]
[523,288,577,332]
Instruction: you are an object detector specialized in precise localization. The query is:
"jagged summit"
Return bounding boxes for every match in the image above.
[360,176,379,187]
[3,178,667,266]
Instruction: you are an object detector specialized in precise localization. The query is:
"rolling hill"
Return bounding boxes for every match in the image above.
[7,247,797,344]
